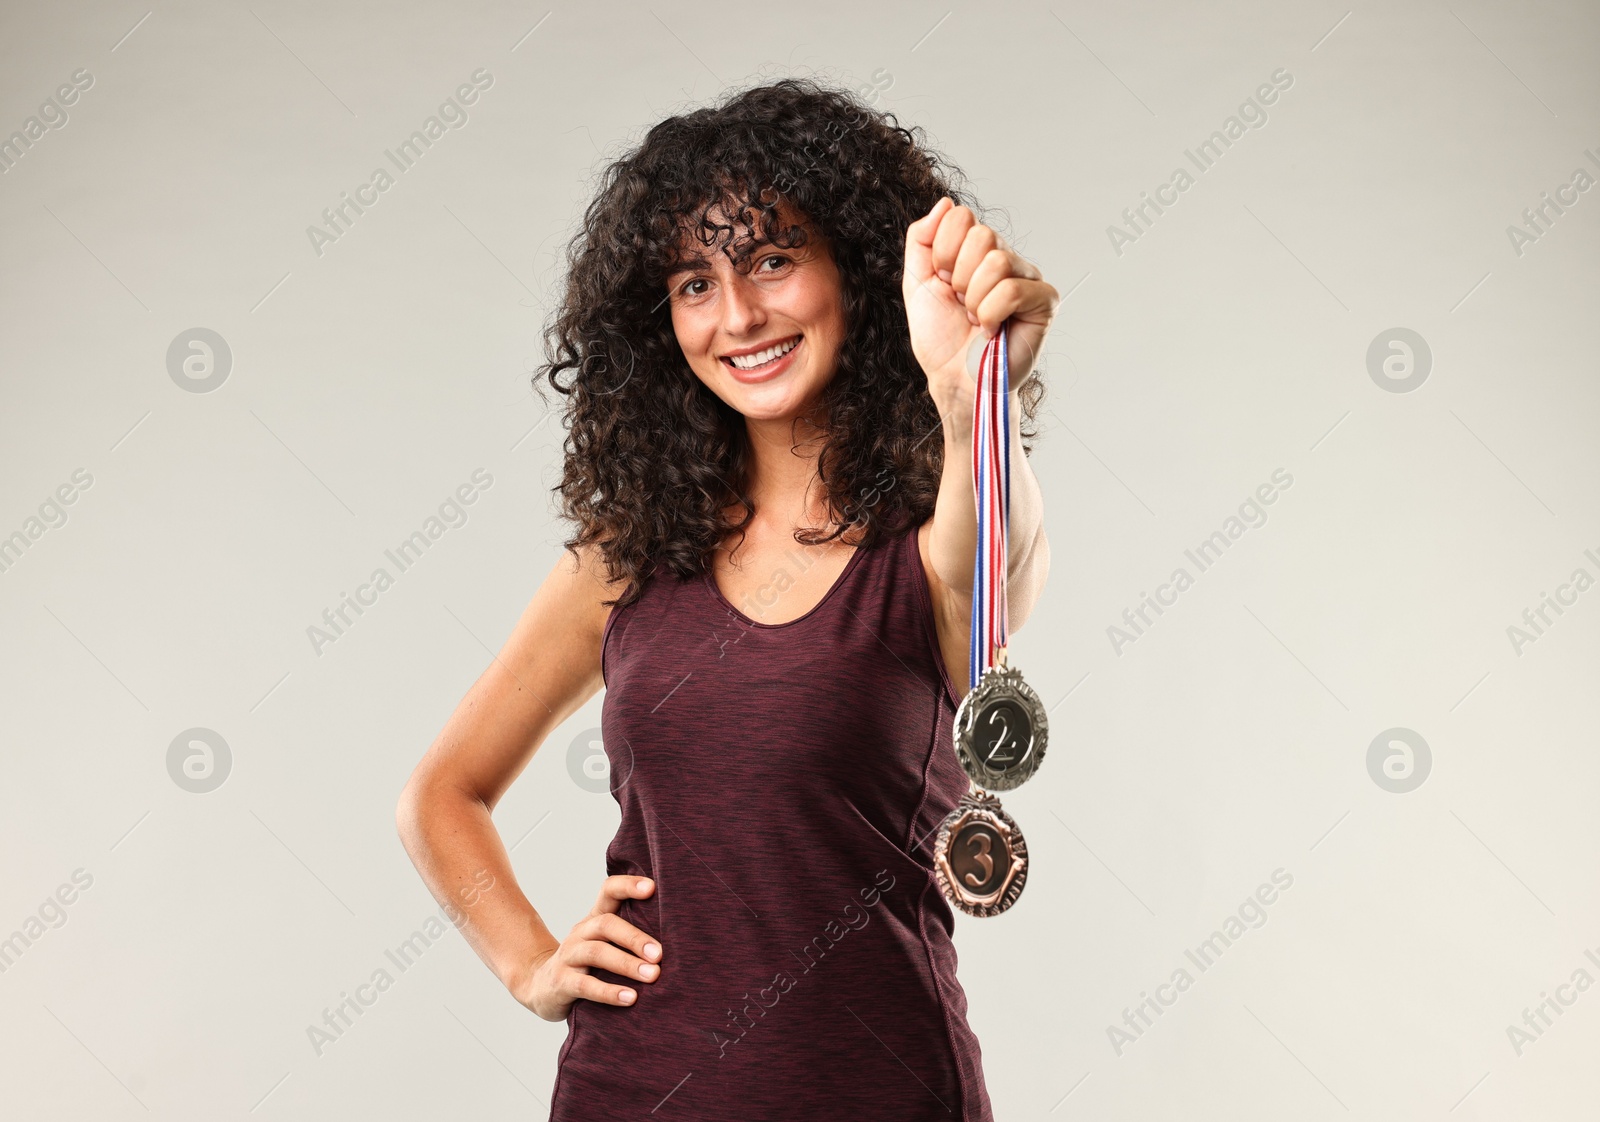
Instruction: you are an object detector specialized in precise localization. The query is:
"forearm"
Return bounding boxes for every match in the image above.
[928,377,1047,610]
[395,779,560,997]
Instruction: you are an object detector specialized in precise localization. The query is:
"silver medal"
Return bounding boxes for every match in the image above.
[952,663,1047,792]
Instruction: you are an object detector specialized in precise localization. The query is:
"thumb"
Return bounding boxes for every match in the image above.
[903,196,953,294]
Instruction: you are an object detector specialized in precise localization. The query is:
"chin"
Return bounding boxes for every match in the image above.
[725,386,809,421]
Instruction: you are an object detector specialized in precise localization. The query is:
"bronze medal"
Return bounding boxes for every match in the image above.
[933,789,1028,917]
[952,662,1047,792]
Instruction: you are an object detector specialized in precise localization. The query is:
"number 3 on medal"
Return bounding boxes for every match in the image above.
[963,831,993,887]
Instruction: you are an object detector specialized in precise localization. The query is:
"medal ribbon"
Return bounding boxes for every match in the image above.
[968,320,1010,692]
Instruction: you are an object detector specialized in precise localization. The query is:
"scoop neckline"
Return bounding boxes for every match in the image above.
[702,538,870,629]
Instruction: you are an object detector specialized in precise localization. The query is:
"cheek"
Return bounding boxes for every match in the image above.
[671,313,713,359]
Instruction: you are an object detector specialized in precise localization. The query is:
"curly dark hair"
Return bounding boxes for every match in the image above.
[534,76,1045,609]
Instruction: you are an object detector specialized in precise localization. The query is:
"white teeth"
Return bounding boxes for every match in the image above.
[728,336,799,370]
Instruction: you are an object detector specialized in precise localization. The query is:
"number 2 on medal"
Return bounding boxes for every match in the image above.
[985,708,1015,766]
[963,832,993,887]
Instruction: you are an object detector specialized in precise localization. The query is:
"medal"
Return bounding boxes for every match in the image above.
[933,790,1029,918]
[952,659,1048,791]
[934,318,1044,917]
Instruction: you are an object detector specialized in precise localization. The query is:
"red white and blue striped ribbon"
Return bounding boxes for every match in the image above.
[968,320,1010,692]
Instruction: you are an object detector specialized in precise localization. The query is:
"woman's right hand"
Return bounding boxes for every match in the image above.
[514,875,663,1022]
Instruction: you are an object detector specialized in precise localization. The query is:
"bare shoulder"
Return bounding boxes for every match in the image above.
[404,538,631,809]
[510,539,629,681]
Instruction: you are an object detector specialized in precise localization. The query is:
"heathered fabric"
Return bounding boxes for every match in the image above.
[547,523,992,1121]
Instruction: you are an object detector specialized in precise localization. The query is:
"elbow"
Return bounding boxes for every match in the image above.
[1008,525,1050,632]
[396,756,487,850]
[395,773,425,849]
[395,761,446,851]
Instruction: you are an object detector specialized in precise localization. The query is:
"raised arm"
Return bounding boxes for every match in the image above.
[903,197,1058,694]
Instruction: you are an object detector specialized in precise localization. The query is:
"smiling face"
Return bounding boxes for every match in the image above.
[664,200,848,425]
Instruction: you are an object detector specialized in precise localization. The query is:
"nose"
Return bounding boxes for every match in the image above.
[719,272,766,337]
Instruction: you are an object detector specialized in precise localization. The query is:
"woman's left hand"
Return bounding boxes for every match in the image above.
[902,196,1059,413]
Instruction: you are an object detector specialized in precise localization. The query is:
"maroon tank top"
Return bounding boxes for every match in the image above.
[548,522,993,1121]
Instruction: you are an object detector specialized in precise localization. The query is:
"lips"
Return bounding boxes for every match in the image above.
[722,334,802,370]
[721,335,803,383]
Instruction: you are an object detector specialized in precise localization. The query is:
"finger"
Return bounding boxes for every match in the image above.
[930,205,976,284]
[568,970,638,1007]
[963,248,1018,326]
[903,196,955,290]
[1007,249,1043,281]
[972,276,1056,335]
[963,246,1052,324]
[581,911,664,964]
[592,875,654,916]
[567,937,662,983]
[948,223,1000,300]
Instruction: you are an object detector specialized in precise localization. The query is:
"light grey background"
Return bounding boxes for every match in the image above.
[1,1,1596,1118]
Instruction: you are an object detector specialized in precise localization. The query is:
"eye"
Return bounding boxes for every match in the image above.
[677,277,708,298]
[758,253,789,272]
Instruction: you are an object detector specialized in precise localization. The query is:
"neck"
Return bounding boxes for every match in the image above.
[739,408,837,533]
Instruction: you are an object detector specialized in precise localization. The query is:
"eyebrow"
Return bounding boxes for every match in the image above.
[667,257,716,278]
[666,236,790,280]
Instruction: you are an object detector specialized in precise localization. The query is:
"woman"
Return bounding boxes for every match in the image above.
[397,78,1057,1120]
